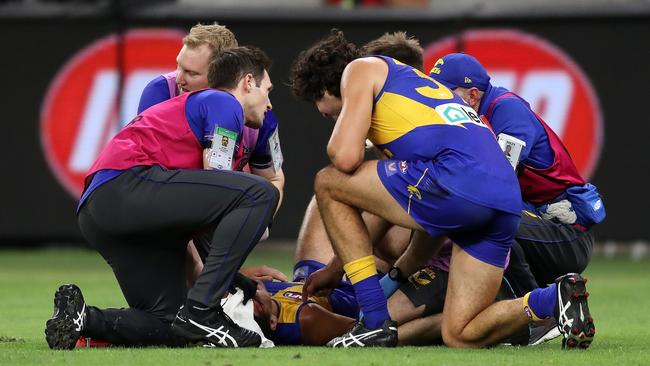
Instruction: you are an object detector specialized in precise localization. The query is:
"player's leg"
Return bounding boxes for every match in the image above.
[314,161,424,263]
[442,219,595,350]
[99,165,277,347]
[78,216,188,347]
[389,265,447,346]
[46,187,191,349]
[294,196,335,280]
[314,161,424,346]
[442,243,530,348]
[398,314,443,346]
[388,266,448,325]
[294,196,401,281]
[373,224,411,270]
[142,168,278,347]
[504,239,539,296]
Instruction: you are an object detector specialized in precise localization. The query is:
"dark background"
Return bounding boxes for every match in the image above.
[1,4,648,245]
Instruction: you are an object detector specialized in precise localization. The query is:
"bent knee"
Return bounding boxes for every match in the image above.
[441,325,482,349]
[314,166,340,199]
[246,176,280,206]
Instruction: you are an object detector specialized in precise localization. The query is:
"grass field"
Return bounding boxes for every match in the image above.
[1,245,649,365]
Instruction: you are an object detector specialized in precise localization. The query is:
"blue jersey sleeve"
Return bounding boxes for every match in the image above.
[249,111,279,169]
[490,98,554,169]
[137,76,172,114]
[185,90,244,148]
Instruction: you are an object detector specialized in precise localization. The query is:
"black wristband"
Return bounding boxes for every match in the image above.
[388,266,406,282]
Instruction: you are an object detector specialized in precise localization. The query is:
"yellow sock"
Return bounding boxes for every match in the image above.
[522,292,543,321]
[343,256,377,284]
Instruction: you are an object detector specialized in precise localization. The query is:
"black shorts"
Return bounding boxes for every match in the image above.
[399,266,449,317]
[400,265,517,316]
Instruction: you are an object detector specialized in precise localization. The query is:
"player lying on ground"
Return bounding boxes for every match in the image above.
[290,29,595,349]
[293,32,598,349]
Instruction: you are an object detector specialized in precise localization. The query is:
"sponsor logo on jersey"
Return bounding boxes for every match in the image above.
[283,291,303,301]
[437,103,485,127]
[40,29,184,197]
[423,29,603,179]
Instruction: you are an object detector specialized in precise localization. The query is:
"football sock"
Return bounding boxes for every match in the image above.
[292,260,326,281]
[344,255,390,329]
[523,284,558,321]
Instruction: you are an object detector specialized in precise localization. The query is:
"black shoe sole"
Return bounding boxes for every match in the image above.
[45,285,85,350]
[557,275,595,350]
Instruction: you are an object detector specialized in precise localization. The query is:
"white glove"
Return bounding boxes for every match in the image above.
[539,199,577,225]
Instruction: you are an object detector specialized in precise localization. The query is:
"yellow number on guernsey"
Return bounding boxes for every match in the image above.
[412,69,454,100]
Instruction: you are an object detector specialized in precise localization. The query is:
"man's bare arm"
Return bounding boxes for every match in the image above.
[327,59,386,173]
[251,166,285,212]
[299,303,356,345]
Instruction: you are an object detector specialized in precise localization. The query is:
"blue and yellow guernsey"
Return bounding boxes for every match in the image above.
[369,56,521,215]
[264,281,358,345]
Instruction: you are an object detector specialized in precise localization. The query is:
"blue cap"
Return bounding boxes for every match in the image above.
[429,53,490,91]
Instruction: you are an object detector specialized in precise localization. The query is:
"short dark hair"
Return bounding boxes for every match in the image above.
[254,313,274,340]
[290,29,359,102]
[360,31,423,71]
[208,46,272,90]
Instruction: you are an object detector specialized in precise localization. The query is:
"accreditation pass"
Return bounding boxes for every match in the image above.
[208,127,238,170]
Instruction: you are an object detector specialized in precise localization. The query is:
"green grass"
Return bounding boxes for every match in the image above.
[1,246,649,365]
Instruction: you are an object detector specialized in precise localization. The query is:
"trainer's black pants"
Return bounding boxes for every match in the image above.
[78,165,279,346]
[504,211,593,296]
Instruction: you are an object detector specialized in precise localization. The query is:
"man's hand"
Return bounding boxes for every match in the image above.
[240,265,288,282]
[302,266,343,302]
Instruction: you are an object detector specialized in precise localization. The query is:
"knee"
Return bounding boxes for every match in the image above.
[261,179,280,209]
[314,166,338,201]
[441,324,481,349]
[247,177,280,208]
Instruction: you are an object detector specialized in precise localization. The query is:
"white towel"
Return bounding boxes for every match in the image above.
[221,288,275,348]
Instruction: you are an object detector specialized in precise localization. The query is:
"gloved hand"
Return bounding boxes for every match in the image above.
[538,199,577,225]
[231,272,258,304]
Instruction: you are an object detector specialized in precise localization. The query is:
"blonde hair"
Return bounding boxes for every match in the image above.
[183,22,238,56]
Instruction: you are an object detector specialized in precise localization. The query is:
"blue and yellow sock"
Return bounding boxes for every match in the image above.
[523,284,558,321]
[293,260,326,282]
[344,255,390,329]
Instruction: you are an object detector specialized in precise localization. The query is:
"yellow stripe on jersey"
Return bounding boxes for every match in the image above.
[369,92,452,145]
[273,285,332,324]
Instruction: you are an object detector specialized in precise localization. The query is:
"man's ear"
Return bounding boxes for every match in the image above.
[469,87,482,104]
[270,314,278,331]
[243,73,254,93]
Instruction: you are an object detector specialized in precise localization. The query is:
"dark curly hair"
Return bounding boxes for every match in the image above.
[290,29,360,102]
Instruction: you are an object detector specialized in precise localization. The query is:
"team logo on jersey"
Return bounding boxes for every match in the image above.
[40,29,184,197]
[407,185,422,200]
[423,29,603,180]
[384,161,398,177]
[399,161,408,174]
[408,266,437,287]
